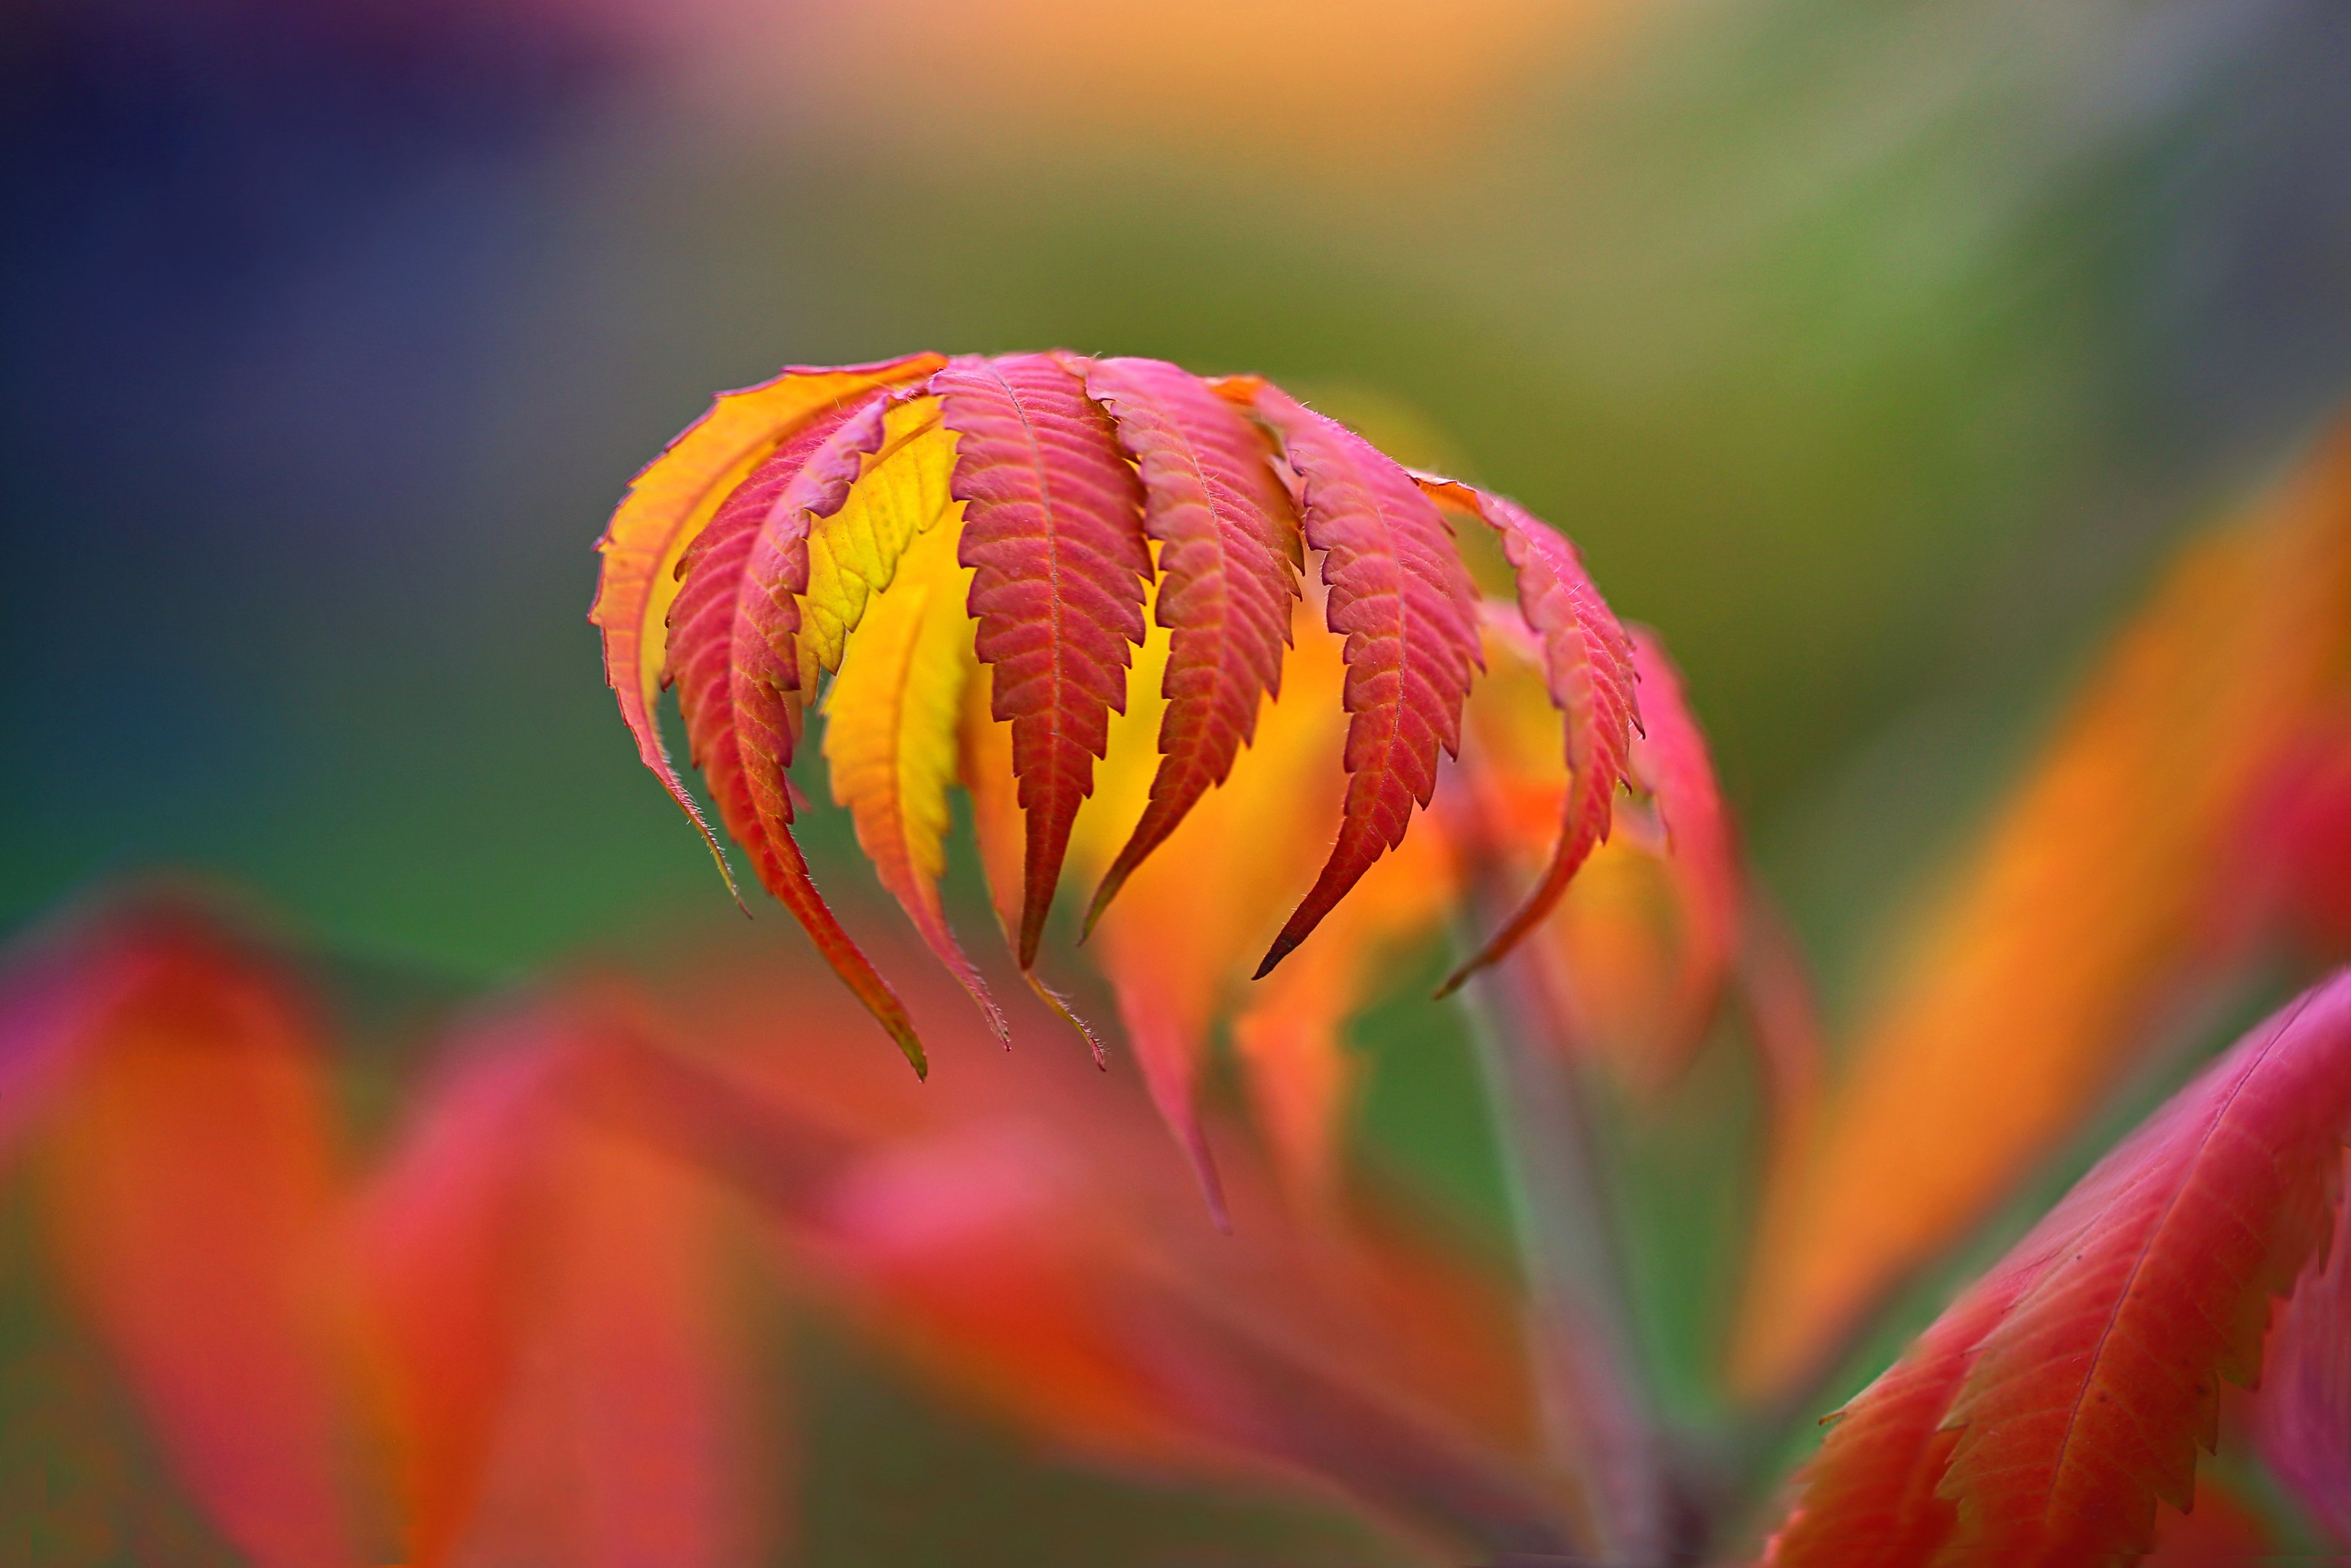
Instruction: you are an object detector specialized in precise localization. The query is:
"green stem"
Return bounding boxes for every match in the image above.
[1461,903,1668,1566]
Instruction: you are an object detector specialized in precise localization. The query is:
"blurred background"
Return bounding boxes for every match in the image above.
[5,0,2351,1560]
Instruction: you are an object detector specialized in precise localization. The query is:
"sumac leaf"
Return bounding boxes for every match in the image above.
[591,353,943,889]
[823,518,1004,1040]
[668,399,928,1076]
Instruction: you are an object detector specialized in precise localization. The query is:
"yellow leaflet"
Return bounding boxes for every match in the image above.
[800,396,965,693]
[823,519,978,929]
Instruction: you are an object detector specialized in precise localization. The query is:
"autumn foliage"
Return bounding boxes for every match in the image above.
[11,361,2351,1566]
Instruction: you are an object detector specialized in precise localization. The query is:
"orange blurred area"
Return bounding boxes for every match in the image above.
[1734,419,2351,1397]
[654,0,1634,164]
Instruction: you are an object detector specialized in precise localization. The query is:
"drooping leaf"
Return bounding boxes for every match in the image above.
[1078,355,1303,930]
[935,352,1151,969]
[731,394,896,804]
[797,394,966,694]
[822,516,1004,1039]
[1230,384,1482,978]
[1767,973,2351,1567]
[666,397,929,1075]
[1735,424,2351,1396]
[591,353,944,888]
[1611,628,1742,1071]
[15,907,360,1568]
[1415,479,1638,995]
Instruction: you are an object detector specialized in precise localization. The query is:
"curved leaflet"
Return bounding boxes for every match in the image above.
[1415,478,1638,995]
[1769,974,2351,1566]
[668,400,928,1076]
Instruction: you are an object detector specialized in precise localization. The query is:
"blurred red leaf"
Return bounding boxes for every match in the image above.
[1767,972,2351,1566]
[5,903,361,1568]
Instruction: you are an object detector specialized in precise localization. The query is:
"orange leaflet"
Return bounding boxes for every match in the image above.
[1735,423,2351,1396]
[356,998,762,1568]
[822,514,1005,1040]
[1071,586,1455,1211]
[9,905,359,1568]
[591,353,943,891]
[1766,974,2351,1567]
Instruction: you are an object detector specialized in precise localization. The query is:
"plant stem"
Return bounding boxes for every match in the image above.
[1461,904,1668,1566]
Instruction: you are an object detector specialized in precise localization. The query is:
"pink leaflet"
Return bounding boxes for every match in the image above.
[934,352,1151,969]
[1242,387,1481,978]
[1415,478,1638,995]
[2252,1146,2351,1547]
[1078,355,1303,933]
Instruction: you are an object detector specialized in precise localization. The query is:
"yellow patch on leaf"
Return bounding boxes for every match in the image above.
[798,396,965,694]
[824,518,1000,1035]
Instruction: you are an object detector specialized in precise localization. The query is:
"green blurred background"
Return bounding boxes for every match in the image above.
[5,0,2350,1557]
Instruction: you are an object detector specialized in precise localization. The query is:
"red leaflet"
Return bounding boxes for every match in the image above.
[1239,386,1482,978]
[1620,628,1741,1060]
[733,394,893,812]
[1770,973,2351,1566]
[1078,355,1303,930]
[1416,479,1638,995]
[668,399,927,1076]
[934,353,1151,969]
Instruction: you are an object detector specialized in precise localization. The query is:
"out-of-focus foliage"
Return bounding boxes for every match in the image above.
[8,0,2351,1562]
[1738,426,2351,1396]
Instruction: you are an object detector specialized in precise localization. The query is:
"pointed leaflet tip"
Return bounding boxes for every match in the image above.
[933,352,1151,971]
[1415,476,1639,995]
[1077,357,1303,934]
[590,354,942,898]
[666,397,926,1073]
[1243,387,1482,978]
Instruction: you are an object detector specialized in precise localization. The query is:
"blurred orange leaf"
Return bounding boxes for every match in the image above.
[1736,424,2351,1396]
